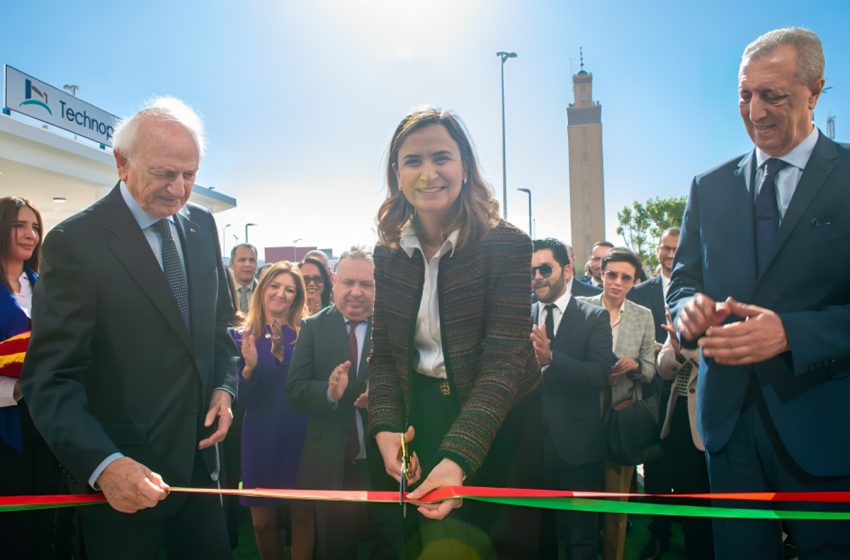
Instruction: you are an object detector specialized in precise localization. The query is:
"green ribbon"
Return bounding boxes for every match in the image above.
[475,496,850,520]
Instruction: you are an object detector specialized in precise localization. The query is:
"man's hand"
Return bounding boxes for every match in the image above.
[96,457,169,514]
[676,292,731,341]
[375,427,421,485]
[353,392,368,409]
[407,458,465,520]
[611,357,639,375]
[699,298,790,365]
[327,361,351,402]
[198,389,233,449]
[530,324,552,367]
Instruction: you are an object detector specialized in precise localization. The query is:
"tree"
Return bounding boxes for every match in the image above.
[616,196,687,272]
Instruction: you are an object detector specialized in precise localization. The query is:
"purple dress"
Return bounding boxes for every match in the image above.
[233,325,308,507]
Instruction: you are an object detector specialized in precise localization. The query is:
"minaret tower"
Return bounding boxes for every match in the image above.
[567,48,605,270]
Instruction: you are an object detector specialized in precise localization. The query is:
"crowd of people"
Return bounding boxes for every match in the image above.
[1,25,847,560]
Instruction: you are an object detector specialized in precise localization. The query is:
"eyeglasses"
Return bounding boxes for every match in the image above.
[604,270,634,283]
[302,275,324,285]
[657,244,677,253]
[531,264,553,278]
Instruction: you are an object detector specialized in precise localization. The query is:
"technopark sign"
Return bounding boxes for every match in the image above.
[3,65,118,147]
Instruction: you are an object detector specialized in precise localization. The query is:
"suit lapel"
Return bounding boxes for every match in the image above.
[769,134,839,266]
[102,187,193,350]
[730,152,760,293]
[553,297,578,346]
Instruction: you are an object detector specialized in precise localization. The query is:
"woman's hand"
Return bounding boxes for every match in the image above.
[407,458,465,520]
[375,427,421,485]
[241,331,258,380]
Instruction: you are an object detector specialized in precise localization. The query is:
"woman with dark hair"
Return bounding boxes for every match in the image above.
[368,107,541,557]
[0,196,71,558]
[298,257,332,316]
[233,261,312,560]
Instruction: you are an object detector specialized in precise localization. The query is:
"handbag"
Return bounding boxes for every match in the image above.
[604,387,660,466]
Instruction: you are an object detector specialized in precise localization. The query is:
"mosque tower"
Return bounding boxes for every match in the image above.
[567,48,605,270]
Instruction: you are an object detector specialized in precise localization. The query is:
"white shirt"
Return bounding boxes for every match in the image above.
[399,226,459,380]
[661,272,671,301]
[536,288,572,337]
[755,126,818,220]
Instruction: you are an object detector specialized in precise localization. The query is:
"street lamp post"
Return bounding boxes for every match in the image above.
[517,188,532,238]
[497,51,517,220]
[245,223,257,244]
[222,223,231,256]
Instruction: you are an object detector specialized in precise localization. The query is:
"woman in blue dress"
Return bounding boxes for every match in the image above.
[0,196,72,558]
[232,261,311,560]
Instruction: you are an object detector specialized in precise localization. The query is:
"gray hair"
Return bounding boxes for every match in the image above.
[113,96,206,159]
[741,27,824,85]
[336,245,373,269]
[303,249,330,266]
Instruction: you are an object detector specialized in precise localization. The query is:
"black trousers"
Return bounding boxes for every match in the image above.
[541,423,603,560]
[401,373,542,559]
[80,455,232,560]
[706,391,850,560]
[0,402,74,560]
[661,402,713,560]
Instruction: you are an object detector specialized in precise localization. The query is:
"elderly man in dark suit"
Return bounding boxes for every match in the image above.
[287,246,393,559]
[670,27,850,559]
[530,238,612,560]
[21,98,237,559]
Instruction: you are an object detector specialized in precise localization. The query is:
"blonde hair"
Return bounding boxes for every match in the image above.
[377,107,499,251]
[242,261,307,338]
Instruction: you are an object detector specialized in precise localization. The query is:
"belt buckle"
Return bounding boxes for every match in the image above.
[439,380,451,397]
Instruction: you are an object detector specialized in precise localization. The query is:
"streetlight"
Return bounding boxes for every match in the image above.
[293,238,302,262]
[517,188,532,238]
[222,223,231,256]
[245,223,257,244]
[497,51,517,220]
[62,84,79,97]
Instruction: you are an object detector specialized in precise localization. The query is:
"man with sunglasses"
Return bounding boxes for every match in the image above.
[531,238,612,560]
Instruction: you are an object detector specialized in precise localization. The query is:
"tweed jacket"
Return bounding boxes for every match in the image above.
[577,294,656,403]
[657,338,703,451]
[367,220,540,476]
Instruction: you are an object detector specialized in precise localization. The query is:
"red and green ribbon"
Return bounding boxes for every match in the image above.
[3,487,850,520]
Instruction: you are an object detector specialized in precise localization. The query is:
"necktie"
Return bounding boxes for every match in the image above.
[239,287,250,312]
[544,304,556,343]
[345,320,362,461]
[153,219,191,330]
[754,158,790,277]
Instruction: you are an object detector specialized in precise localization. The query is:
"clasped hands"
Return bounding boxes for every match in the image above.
[676,293,790,365]
[96,389,233,513]
[375,427,464,520]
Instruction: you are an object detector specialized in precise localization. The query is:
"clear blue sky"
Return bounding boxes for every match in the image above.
[3,0,848,257]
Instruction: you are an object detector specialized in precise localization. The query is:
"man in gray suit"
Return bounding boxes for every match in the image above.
[287,246,391,558]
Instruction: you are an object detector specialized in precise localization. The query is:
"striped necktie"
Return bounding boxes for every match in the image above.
[153,219,191,330]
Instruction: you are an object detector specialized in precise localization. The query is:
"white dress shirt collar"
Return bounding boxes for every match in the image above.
[399,224,460,260]
[755,126,818,171]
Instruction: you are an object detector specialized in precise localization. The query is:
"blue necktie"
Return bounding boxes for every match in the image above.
[153,219,191,330]
[754,158,790,277]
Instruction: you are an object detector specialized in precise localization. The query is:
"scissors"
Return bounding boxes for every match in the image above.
[399,432,409,517]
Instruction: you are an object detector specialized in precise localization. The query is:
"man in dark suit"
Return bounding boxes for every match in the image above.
[630,228,679,346]
[669,27,850,559]
[21,98,237,559]
[530,238,612,560]
[287,246,393,559]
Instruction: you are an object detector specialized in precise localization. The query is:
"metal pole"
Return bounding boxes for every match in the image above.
[222,224,231,256]
[497,51,517,220]
[245,223,257,244]
[517,188,532,237]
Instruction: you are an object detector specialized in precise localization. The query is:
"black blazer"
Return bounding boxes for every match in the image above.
[571,277,602,298]
[286,305,372,490]
[534,297,612,466]
[628,274,665,343]
[21,185,238,521]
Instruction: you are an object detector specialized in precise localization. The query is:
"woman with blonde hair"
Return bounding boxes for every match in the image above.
[232,261,312,560]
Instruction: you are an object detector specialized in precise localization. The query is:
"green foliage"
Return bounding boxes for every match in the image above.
[616,196,687,271]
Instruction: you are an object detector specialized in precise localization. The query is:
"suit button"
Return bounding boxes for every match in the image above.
[689,388,695,394]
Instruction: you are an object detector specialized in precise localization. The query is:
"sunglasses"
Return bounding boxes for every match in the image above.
[302,275,324,285]
[604,270,634,283]
[531,264,554,278]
